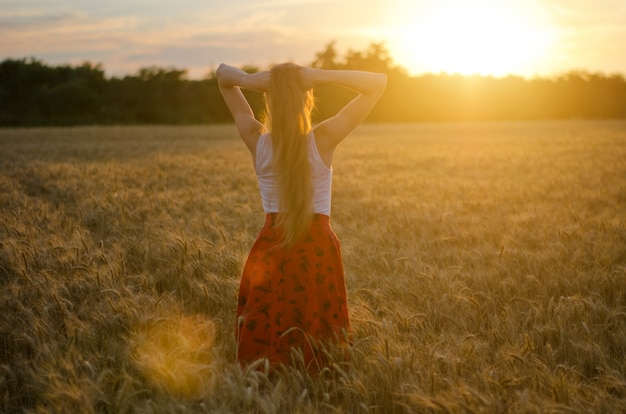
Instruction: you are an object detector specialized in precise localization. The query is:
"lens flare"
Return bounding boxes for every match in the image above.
[130,313,216,398]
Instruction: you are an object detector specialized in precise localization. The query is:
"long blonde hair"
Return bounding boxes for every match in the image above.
[265,63,316,248]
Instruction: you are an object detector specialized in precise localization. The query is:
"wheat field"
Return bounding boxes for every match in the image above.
[0,121,625,413]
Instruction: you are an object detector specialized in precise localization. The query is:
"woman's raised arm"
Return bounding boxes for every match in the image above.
[303,68,387,152]
[216,64,269,153]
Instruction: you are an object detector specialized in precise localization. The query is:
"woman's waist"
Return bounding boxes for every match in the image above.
[264,213,330,226]
[260,193,331,216]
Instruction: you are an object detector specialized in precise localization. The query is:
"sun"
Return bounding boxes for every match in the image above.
[386,0,555,77]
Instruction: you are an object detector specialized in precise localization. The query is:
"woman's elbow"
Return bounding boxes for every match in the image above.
[379,73,388,86]
[215,63,227,80]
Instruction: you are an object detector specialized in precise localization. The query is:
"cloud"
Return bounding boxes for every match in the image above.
[539,0,626,73]
[545,0,626,27]
[0,1,376,78]
[1,0,623,78]
[0,10,82,28]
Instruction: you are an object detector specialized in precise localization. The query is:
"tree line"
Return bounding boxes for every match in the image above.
[1,41,625,126]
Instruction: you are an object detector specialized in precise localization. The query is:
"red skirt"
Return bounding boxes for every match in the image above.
[236,214,350,369]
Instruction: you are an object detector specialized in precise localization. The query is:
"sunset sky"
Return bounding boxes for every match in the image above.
[2,0,625,79]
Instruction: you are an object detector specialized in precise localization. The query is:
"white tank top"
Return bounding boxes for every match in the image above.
[255,132,332,215]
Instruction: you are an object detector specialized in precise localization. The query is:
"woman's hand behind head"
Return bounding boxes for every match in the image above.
[299,67,318,91]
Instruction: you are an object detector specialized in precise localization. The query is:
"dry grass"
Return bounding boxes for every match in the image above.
[0,121,625,413]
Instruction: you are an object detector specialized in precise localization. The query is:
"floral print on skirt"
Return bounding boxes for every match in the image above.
[236,213,350,369]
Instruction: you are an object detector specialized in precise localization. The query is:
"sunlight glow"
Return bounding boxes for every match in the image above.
[386,0,556,76]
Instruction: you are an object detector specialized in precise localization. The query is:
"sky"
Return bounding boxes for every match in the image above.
[1,0,625,79]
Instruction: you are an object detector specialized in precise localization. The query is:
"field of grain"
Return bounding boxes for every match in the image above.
[1,121,625,413]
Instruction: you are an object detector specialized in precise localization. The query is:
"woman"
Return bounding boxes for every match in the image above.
[216,62,386,369]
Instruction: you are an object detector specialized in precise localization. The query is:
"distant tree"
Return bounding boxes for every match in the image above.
[312,41,340,69]
[344,42,394,73]
[0,58,106,124]
[310,41,408,122]
[241,65,260,74]
[311,41,405,76]
[1,47,625,126]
